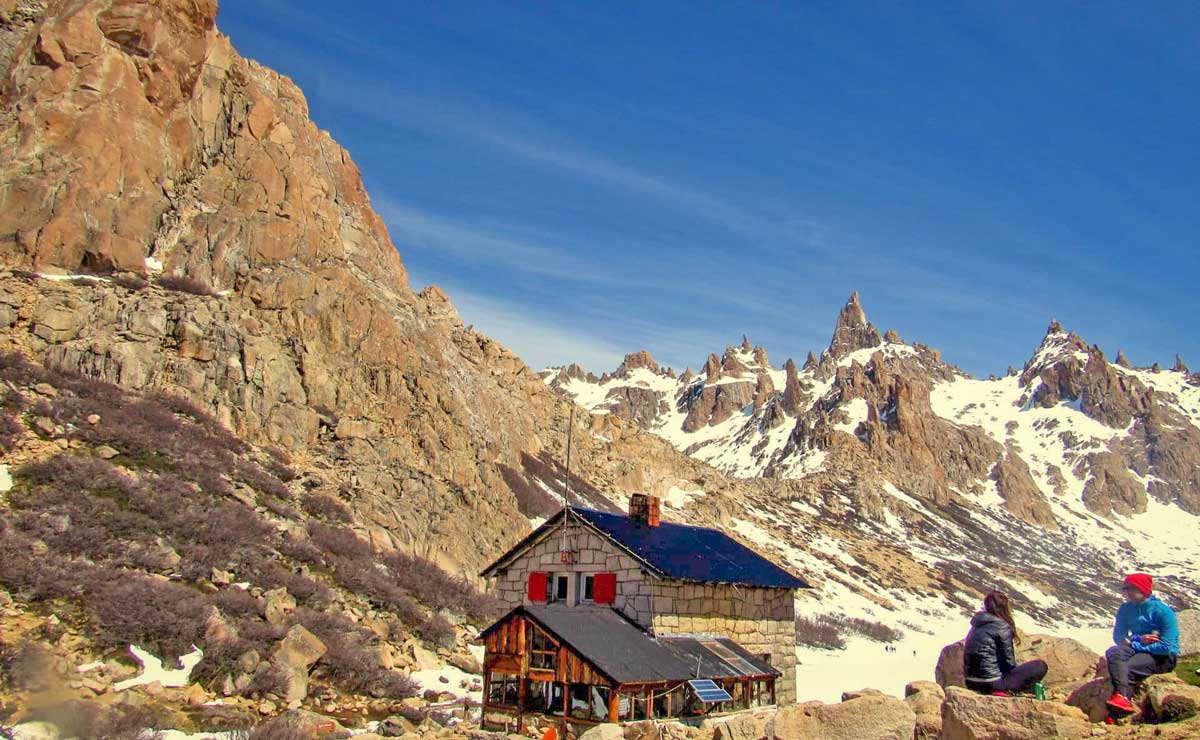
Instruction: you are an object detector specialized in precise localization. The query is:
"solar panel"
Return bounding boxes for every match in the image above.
[688,679,733,703]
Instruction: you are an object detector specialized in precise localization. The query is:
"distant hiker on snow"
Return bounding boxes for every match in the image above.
[963,590,1048,696]
[1105,572,1180,717]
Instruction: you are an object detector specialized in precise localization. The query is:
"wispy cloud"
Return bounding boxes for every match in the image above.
[433,282,631,373]
[375,197,614,283]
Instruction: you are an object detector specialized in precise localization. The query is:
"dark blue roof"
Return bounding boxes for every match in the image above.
[572,508,809,589]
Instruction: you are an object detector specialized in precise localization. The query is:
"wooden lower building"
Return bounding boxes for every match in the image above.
[480,604,778,734]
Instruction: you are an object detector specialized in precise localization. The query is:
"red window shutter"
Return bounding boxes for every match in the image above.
[528,572,549,603]
[594,573,617,604]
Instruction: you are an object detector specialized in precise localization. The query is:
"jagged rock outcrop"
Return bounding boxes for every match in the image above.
[752,372,775,411]
[1080,450,1147,517]
[781,358,805,415]
[680,375,755,433]
[827,292,882,360]
[604,385,669,429]
[990,449,1057,528]
[614,350,660,376]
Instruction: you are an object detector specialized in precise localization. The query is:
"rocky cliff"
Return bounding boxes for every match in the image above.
[0,0,750,576]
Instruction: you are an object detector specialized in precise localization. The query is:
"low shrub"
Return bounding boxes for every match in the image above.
[794,613,903,651]
[275,534,324,566]
[327,554,425,626]
[89,576,211,661]
[382,549,502,624]
[794,615,846,650]
[236,461,291,499]
[308,523,371,559]
[298,609,418,699]
[0,413,22,451]
[301,493,352,523]
[419,613,456,647]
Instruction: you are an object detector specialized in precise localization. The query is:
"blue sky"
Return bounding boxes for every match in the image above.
[217,2,1198,376]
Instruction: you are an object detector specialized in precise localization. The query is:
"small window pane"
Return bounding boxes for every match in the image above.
[583,575,595,601]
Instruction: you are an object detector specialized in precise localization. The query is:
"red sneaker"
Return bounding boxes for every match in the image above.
[1104,716,1117,725]
[990,691,1010,697]
[1106,693,1135,714]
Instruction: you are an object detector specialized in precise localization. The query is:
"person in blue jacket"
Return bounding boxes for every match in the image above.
[1105,572,1180,717]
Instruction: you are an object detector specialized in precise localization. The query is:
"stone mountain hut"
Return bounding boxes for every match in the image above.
[478,494,809,733]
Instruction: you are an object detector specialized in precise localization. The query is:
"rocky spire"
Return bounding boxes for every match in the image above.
[703,353,721,383]
[781,358,805,414]
[1174,354,1190,374]
[752,373,775,411]
[617,350,659,374]
[883,329,902,344]
[752,345,769,367]
[803,351,818,371]
[828,291,882,359]
[1115,350,1131,369]
[741,335,752,352]
[1047,318,1064,335]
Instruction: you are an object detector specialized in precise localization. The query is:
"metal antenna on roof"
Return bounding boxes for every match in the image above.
[563,405,574,512]
[561,405,574,563]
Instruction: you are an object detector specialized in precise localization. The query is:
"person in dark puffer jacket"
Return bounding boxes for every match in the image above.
[963,590,1048,696]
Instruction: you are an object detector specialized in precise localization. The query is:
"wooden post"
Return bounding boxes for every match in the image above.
[770,678,776,706]
[743,679,750,709]
[608,688,620,723]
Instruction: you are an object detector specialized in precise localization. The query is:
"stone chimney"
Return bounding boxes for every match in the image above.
[628,493,661,527]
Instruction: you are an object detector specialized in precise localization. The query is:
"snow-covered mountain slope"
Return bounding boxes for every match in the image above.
[542,294,1200,637]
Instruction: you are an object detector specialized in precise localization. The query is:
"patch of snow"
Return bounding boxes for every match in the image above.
[76,660,104,673]
[112,644,203,692]
[35,272,106,282]
[0,464,11,492]
[833,398,868,435]
[662,485,705,509]
[145,256,164,272]
[409,663,483,704]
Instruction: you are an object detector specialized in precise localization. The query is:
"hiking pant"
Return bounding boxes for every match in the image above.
[965,659,1048,694]
[1106,644,1177,698]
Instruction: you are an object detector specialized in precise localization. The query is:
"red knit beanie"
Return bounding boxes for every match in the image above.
[1124,573,1153,597]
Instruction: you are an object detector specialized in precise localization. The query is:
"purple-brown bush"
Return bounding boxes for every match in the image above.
[301,493,352,523]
